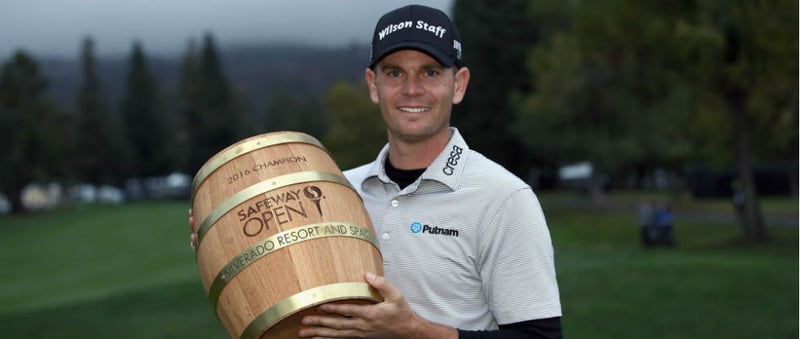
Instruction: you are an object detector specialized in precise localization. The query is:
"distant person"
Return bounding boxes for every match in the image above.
[637,199,656,247]
[731,181,745,222]
[654,201,675,247]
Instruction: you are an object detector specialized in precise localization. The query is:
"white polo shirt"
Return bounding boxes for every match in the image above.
[344,128,562,330]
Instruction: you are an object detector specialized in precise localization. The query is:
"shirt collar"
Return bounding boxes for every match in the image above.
[361,127,469,192]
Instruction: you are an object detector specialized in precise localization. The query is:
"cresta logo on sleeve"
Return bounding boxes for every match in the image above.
[442,144,463,176]
[409,221,459,237]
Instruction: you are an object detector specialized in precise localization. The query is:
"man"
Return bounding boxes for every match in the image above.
[297,4,562,338]
[190,4,562,338]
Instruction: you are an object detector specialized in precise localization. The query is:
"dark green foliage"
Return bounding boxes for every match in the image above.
[180,33,243,175]
[451,0,538,176]
[73,37,130,185]
[263,81,328,138]
[517,0,697,168]
[0,51,71,212]
[512,0,797,241]
[120,42,169,178]
[323,81,385,170]
[685,0,798,242]
[513,0,796,171]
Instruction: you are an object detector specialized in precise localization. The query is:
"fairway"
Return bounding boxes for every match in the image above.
[0,197,796,338]
[0,201,228,338]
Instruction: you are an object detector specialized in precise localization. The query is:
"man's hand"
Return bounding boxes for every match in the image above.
[188,209,198,251]
[298,272,456,339]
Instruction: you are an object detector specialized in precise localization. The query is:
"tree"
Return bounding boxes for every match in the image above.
[73,37,129,185]
[175,39,201,174]
[514,0,696,199]
[263,81,328,138]
[120,41,168,178]
[323,81,385,169]
[682,0,798,242]
[0,51,70,213]
[451,0,539,176]
[180,33,243,174]
[515,0,797,242]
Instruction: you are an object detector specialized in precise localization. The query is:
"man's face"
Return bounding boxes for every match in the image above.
[366,49,469,144]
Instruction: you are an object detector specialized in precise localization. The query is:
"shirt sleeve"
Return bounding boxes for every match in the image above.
[478,187,562,324]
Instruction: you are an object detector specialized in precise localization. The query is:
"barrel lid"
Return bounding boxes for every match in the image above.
[190,131,327,203]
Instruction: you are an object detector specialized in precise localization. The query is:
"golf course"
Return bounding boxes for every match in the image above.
[0,193,796,338]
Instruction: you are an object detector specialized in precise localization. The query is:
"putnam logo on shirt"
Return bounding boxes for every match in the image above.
[410,221,459,237]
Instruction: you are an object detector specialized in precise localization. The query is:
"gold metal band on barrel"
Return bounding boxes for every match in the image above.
[207,222,379,309]
[191,132,326,200]
[195,171,354,245]
[239,282,382,339]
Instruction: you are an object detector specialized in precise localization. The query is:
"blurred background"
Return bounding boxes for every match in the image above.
[0,0,797,338]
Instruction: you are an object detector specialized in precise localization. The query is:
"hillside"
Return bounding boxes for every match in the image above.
[36,43,370,116]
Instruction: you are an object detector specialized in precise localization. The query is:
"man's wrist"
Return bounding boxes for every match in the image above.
[407,316,458,339]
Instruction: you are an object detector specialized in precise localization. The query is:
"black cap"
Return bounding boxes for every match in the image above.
[369,5,463,68]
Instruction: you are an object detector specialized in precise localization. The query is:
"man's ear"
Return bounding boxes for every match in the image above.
[452,66,470,104]
[365,68,380,104]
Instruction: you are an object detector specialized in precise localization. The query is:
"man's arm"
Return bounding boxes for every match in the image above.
[299,272,458,338]
[298,272,563,339]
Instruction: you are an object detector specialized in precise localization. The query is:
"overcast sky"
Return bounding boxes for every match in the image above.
[0,0,454,59]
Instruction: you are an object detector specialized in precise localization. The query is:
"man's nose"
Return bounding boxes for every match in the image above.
[402,76,424,96]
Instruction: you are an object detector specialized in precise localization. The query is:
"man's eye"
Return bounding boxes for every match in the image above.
[387,70,401,77]
[425,69,440,77]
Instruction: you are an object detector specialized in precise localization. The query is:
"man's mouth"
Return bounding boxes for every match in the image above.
[399,107,428,113]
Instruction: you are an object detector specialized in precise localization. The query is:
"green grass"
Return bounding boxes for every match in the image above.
[0,201,227,338]
[0,196,796,338]
[545,203,798,339]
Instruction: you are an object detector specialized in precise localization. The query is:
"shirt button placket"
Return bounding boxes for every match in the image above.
[382,198,400,241]
[380,196,401,262]
[385,199,399,241]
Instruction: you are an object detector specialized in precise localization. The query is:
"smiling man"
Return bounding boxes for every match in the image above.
[298,4,563,339]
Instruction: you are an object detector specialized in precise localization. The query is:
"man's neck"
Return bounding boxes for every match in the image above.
[387,129,452,169]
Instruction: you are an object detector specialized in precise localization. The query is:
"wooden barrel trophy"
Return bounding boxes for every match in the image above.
[190,131,383,339]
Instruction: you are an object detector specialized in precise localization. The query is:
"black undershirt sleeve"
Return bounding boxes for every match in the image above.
[457,317,563,339]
